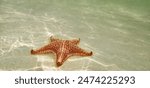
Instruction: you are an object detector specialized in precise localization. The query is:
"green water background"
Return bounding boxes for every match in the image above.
[0,0,150,70]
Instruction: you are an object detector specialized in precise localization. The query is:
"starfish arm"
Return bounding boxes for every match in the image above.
[31,42,59,55]
[70,46,93,56]
[31,45,53,54]
[69,38,80,45]
[50,36,60,42]
[56,53,68,67]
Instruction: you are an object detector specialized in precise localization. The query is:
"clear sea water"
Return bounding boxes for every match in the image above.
[0,0,150,71]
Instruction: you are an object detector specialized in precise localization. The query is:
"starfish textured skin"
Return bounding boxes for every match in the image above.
[31,36,93,67]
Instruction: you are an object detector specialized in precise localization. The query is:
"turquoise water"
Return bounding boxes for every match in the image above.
[0,0,150,70]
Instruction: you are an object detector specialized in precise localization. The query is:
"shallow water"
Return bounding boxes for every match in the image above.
[0,0,150,71]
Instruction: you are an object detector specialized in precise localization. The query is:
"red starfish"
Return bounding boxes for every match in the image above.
[31,36,93,67]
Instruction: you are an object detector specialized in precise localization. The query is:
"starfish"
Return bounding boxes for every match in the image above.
[31,36,93,67]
